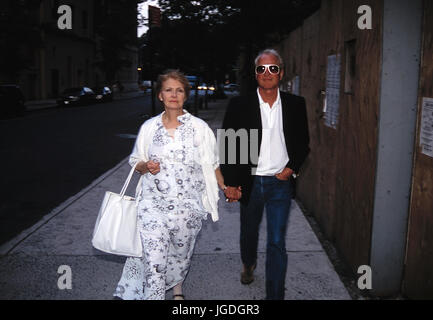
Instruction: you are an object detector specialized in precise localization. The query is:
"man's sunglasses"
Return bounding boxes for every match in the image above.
[255,64,280,75]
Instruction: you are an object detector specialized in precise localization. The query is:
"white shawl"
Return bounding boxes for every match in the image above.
[129,112,220,222]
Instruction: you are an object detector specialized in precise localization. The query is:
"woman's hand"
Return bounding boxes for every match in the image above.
[214,167,242,202]
[224,186,242,202]
[135,160,160,175]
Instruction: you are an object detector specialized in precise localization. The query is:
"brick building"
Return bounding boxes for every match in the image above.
[2,0,139,101]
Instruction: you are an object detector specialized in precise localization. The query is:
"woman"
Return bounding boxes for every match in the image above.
[113,70,227,300]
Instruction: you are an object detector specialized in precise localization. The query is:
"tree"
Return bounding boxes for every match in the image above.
[94,0,145,83]
[149,0,320,92]
[155,0,240,83]
[229,0,321,92]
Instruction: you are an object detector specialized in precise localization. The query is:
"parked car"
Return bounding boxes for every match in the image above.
[186,75,199,90]
[198,83,216,91]
[224,83,240,92]
[93,86,113,102]
[197,83,216,101]
[139,80,152,92]
[0,84,26,118]
[57,87,96,107]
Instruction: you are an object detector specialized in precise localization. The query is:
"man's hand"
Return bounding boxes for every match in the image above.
[275,167,293,181]
[224,186,242,202]
[135,160,160,175]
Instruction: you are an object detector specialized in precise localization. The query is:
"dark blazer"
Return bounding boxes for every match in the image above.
[220,90,310,205]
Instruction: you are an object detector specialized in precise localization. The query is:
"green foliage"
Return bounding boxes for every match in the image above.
[145,0,320,86]
[94,0,145,82]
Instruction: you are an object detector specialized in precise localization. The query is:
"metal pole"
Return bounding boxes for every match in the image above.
[204,88,208,109]
[193,80,198,116]
[151,80,155,116]
[149,30,156,117]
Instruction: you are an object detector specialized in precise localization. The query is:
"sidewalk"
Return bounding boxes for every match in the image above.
[0,99,351,300]
[25,89,146,111]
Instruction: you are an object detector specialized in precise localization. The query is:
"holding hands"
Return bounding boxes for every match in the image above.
[222,166,294,203]
[224,186,242,203]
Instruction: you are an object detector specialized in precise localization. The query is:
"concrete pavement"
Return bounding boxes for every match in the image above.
[0,97,351,300]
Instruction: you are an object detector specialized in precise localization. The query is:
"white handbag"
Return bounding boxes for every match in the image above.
[92,164,143,257]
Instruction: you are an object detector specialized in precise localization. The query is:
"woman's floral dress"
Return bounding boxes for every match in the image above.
[113,111,208,300]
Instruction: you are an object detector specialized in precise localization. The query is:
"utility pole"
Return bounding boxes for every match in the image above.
[148,5,161,117]
[149,30,155,116]
[193,79,198,116]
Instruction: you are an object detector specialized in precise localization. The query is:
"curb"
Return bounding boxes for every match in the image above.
[0,99,227,255]
[25,92,146,112]
[0,157,129,256]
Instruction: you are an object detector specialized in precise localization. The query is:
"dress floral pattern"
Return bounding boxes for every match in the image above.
[113,111,208,300]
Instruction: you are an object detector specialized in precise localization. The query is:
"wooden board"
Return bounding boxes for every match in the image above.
[292,0,383,272]
[403,0,433,299]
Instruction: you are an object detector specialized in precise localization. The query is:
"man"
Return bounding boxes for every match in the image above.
[220,49,310,300]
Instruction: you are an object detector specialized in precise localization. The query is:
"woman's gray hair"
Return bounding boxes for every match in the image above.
[254,49,284,67]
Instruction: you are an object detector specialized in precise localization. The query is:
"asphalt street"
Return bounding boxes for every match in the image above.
[0,95,163,245]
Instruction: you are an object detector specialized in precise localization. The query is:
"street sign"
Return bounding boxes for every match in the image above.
[148,5,161,28]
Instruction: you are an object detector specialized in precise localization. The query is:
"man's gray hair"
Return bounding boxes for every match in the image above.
[254,49,284,67]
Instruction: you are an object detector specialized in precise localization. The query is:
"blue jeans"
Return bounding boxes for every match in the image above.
[240,175,292,300]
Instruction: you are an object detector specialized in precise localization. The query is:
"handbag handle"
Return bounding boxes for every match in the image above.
[120,163,139,197]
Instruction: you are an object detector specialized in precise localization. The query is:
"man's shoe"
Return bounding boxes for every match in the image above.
[241,263,256,285]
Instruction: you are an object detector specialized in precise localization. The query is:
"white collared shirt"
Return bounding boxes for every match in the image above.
[255,88,289,176]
